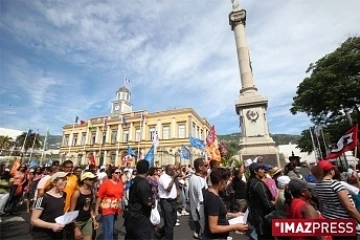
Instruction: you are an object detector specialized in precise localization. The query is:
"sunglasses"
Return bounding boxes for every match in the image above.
[114,172,121,174]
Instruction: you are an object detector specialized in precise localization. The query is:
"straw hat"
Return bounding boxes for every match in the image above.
[269,167,282,176]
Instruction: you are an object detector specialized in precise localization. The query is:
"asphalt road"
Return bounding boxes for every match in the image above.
[1,212,250,240]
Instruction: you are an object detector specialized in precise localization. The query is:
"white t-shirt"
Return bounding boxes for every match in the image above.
[158,173,177,199]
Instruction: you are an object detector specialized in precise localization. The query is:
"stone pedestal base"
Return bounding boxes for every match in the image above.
[239,153,284,168]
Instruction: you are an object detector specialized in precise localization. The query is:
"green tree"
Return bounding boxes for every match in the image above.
[290,37,360,125]
[221,148,236,167]
[291,37,360,155]
[0,136,14,150]
[15,132,42,153]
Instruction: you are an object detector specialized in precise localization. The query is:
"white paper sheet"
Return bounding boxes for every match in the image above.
[228,209,249,225]
[55,211,79,225]
[244,159,253,168]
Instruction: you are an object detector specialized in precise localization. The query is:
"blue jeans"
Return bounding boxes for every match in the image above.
[181,188,186,209]
[102,214,115,240]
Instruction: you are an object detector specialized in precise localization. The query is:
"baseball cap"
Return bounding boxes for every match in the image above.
[317,160,337,171]
[4,168,10,172]
[249,162,265,172]
[50,172,69,182]
[81,172,97,181]
[277,176,291,189]
[288,179,315,195]
[264,164,273,172]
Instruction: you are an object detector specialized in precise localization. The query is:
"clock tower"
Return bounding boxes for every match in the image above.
[111,86,133,114]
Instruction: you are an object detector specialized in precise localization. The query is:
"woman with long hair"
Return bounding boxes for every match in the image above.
[246,162,274,240]
[4,164,27,214]
[70,172,99,240]
[285,179,322,240]
[203,167,248,240]
[30,172,69,240]
[94,168,123,240]
[312,161,360,240]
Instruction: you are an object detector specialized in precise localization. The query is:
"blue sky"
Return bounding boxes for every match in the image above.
[1,0,360,136]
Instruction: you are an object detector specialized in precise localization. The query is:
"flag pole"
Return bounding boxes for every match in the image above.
[29,130,39,162]
[40,127,49,166]
[21,129,30,154]
[309,127,319,161]
[314,127,323,159]
[68,116,77,158]
[319,126,330,155]
[137,112,143,163]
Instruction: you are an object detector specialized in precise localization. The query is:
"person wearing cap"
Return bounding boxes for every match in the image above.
[30,172,69,239]
[285,179,322,240]
[70,172,99,240]
[312,161,360,239]
[246,162,275,239]
[274,176,291,218]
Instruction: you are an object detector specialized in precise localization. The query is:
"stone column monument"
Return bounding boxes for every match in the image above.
[229,1,280,167]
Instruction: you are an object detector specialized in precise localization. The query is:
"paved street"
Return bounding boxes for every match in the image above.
[1,212,249,240]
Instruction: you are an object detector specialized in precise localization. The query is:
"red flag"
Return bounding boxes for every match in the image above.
[325,124,358,159]
[219,142,228,157]
[89,153,96,168]
[79,120,85,125]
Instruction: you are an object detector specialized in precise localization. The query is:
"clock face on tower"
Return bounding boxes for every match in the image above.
[114,105,120,111]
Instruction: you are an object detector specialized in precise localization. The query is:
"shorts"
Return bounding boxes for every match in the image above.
[75,219,93,237]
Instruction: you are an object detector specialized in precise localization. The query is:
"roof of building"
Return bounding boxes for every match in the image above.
[117,86,130,93]
[0,128,24,140]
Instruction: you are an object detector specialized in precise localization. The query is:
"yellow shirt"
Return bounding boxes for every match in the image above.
[41,174,78,212]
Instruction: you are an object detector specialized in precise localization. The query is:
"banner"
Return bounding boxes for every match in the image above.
[205,126,221,161]
[325,124,358,159]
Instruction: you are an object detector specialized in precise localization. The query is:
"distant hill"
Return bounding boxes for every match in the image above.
[218,132,300,150]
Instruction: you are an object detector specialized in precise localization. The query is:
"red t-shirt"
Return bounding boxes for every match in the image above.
[97,179,124,216]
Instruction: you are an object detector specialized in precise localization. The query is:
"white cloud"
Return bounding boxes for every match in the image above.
[1,0,359,135]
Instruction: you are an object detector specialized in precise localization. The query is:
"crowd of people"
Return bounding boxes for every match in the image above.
[0,157,360,240]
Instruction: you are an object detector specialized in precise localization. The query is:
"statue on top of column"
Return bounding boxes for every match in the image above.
[231,0,240,11]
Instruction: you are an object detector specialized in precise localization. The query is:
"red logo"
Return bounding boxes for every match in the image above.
[272,219,356,237]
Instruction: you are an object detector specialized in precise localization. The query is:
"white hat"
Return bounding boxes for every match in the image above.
[50,172,69,182]
[277,176,291,189]
[100,166,106,170]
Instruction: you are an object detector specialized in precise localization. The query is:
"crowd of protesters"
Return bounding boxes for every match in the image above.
[0,156,360,240]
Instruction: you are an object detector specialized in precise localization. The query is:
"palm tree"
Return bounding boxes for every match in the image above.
[15,132,42,153]
[0,135,14,150]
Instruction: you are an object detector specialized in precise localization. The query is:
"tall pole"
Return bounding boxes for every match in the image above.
[68,116,77,158]
[40,127,49,165]
[314,127,323,159]
[309,127,318,160]
[29,130,39,161]
[137,112,143,163]
[20,129,31,163]
[319,126,330,155]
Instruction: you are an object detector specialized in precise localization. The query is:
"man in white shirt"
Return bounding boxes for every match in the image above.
[189,158,208,239]
[156,164,179,240]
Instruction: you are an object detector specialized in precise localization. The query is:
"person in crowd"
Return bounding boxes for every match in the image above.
[96,166,108,189]
[231,165,247,213]
[285,179,322,240]
[246,162,275,240]
[156,164,179,240]
[70,172,99,240]
[30,172,69,240]
[284,162,298,179]
[274,175,291,218]
[312,160,360,240]
[4,164,27,214]
[95,167,123,240]
[174,162,189,218]
[73,167,82,180]
[125,160,154,240]
[203,167,248,240]
[0,168,13,222]
[24,168,35,213]
[146,167,159,200]
[35,165,59,200]
[189,158,208,239]
[206,160,219,187]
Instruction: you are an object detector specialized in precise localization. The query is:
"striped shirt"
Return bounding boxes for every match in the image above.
[315,179,354,219]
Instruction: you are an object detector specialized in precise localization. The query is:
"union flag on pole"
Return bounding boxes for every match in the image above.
[325,124,358,159]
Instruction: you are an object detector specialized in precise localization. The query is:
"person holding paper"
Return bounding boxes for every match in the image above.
[70,172,99,240]
[203,168,248,240]
[30,172,69,240]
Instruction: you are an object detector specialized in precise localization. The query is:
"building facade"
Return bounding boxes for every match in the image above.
[59,86,212,167]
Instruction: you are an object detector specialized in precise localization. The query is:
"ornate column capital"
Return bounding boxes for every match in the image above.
[229,9,247,30]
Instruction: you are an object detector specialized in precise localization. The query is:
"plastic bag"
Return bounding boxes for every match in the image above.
[150,200,161,226]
